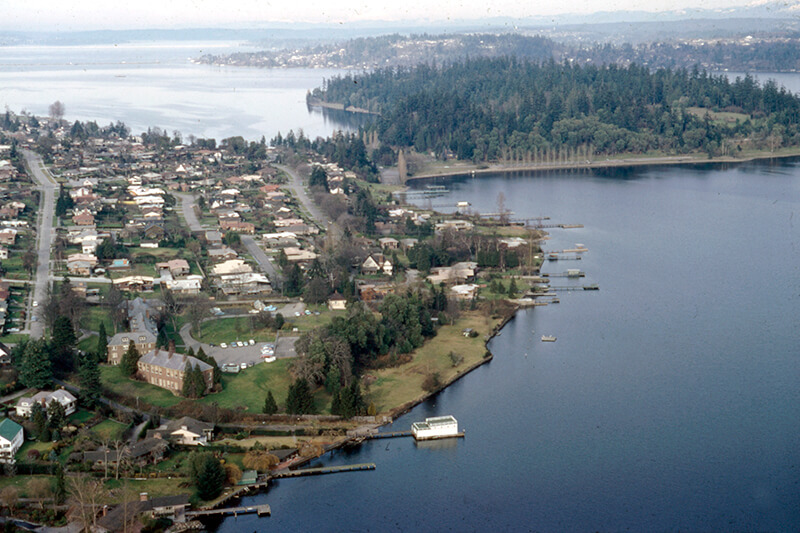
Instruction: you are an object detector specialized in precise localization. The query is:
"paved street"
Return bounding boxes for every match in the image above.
[23,151,58,339]
[275,163,332,227]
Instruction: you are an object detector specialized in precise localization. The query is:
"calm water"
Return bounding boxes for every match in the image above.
[0,42,367,140]
[215,160,800,532]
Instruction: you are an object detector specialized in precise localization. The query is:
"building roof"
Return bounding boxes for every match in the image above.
[160,416,214,436]
[139,350,212,373]
[0,418,22,441]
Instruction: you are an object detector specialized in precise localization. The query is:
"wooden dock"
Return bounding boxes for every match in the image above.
[186,504,271,518]
[366,431,412,440]
[271,463,376,479]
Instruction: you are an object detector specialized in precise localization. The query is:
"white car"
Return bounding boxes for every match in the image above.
[220,343,228,349]
[262,355,276,363]
[248,339,255,345]
[32,301,38,307]
[240,362,248,369]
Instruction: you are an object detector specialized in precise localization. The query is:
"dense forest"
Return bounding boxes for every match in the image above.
[311,58,800,161]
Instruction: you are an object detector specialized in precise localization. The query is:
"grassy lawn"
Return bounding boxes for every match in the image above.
[77,335,99,353]
[687,106,749,125]
[367,311,502,413]
[100,365,183,409]
[16,441,55,461]
[68,409,95,425]
[89,418,130,441]
[198,358,293,412]
[196,317,276,345]
[104,478,191,503]
[284,306,343,332]
[80,306,112,334]
[0,475,54,495]
[0,333,30,343]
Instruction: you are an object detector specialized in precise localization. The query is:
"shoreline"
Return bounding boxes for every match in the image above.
[306,98,379,116]
[403,150,800,182]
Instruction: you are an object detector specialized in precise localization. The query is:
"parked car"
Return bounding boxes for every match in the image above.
[262,355,276,363]
[220,343,228,349]
[248,339,255,345]
[240,362,247,369]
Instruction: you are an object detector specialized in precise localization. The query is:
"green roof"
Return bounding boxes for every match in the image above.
[0,418,22,441]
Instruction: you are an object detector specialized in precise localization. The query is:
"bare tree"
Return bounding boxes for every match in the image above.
[68,475,104,532]
[26,477,52,509]
[49,100,65,122]
[0,486,18,517]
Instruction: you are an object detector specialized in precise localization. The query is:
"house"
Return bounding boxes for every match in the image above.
[0,341,11,365]
[327,292,347,311]
[361,254,393,276]
[107,330,158,365]
[207,247,238,262]
[147,416,214,446]
[427,262,478,285]
[282,247,318,263]
[72,210,95,226]
[0,418,23,463]
[435,219,474,232]
[143,223,166,240]
[0,228,17,245]
[212,259,252,276]
[204,230,222,246]
[83,438,168,468]
[0,247,7,260]
[216,272,271,295]
[450,284,479,300]
[96,493,190,533]
[378,237,399,250]
[163,277,202,295]
[219,219,255,234]
[156,258,191,277]
[137,349,213,394]
[15,389,78,417]
[113,276,155,292]
[67,260,93,276]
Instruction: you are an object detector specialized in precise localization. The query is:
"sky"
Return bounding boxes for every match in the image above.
[0,0,781,32]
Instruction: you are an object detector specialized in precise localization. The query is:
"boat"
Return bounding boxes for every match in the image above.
[583,284,599,290]
[541,335,557,342]
[548,253,559,261]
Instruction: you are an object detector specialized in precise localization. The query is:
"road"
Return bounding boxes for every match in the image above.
[23,151,58,339]
[173,191,204,232]
[275,164,332,228]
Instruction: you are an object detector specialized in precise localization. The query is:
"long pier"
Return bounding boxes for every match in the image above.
[186,504,271,518]
[366,431,413,440]
[271,463,376,479]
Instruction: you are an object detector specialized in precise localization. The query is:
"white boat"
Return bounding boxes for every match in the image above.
[541,335,557,342]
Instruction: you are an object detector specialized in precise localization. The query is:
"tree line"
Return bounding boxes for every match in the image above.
[313,58,800,161]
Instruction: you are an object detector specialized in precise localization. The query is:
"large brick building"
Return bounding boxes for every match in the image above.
[137,350,213,394]
[107,331,157,365]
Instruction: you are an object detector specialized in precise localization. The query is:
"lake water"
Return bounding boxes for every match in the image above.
[212,159,800,532]
[3,42,798,531]
[0,42,367,141]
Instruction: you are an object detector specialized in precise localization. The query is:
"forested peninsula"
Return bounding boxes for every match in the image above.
[310,59,800,162]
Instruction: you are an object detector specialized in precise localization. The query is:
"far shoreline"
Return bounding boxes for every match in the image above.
[402,149,800,183]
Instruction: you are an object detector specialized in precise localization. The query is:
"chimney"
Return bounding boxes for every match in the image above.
[102,505,108,516]
[168,343,174,358]
[140,492,148,502]
[182,354,187,364]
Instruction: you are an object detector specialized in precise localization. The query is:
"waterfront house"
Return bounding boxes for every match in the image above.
[96,493,190,533]
[0,418,23,463]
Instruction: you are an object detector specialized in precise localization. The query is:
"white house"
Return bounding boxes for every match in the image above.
[15,390,78,417]
[411,415,460,441]
[0,418,23,463]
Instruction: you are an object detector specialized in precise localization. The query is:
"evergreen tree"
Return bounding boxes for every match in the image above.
[309,166,328,189]
[50,316,77,374]
[286,378,315,414]
[77,351,102,408]
[31,403,48,442]
[508,277,518,297]
[189,452,226,501]
[182,364,207,398]
[19,339,53,389]
[120,341,140,377]
[263,390,278,415]
[47,401,66,432]
[54,463,66,505]
[95,322,108,363]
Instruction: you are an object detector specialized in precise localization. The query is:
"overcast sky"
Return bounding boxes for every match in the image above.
[0,0,780,31]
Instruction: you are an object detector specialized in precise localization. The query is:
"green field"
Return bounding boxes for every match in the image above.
[196,316,276,345]
[198,358,294,412]
[100,365,183,409]
[89,418,130,441]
